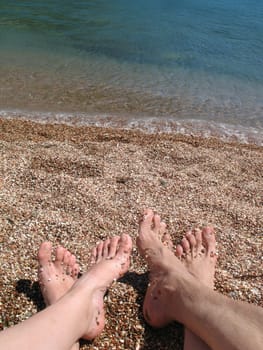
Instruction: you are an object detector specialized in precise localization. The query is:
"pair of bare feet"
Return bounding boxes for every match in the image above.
[38,208,217,342]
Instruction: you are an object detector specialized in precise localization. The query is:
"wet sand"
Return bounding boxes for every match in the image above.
[0,117,262,349]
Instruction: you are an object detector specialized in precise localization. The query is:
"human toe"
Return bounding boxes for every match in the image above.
[181,237,190,255]
[175,244,184,259]
[153,214,161,234]
[38,242,52,267]
[202,227,216,257]
[95,241,104,262]
[102,238,111,258]
[185,231,198,257]
[193,228,202,252]
[139,208,154,233]
[162,233,173,250]
[108,236,120,258]
[63,250,72,275]
[117,234,132,256]
[68,254,78,277]
[54,246,66,269]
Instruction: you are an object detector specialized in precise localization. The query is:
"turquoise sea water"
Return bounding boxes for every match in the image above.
[0,0,263,143]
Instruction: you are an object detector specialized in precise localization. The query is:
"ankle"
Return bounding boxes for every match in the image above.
[163,272,203,323]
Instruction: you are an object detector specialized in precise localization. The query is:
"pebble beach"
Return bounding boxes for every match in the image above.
[0,117,262,349]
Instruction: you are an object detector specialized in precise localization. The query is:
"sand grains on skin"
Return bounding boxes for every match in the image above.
[175,227,217,288]
[137,208,185,328]
[38,234,132,340]
[137,209,218,329]
[38,242,80,306]
[68,234,132,340]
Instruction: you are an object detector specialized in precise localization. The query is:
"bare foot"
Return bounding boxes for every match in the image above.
[174,228,217,350]
[137,209,218,331]
[38,242,80,306]
[137,208,190,328]
[69,234,133,339]
[175,228,217,288]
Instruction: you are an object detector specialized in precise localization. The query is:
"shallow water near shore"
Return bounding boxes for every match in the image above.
[0,0,263,144]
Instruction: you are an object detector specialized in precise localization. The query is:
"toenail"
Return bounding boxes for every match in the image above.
[47,278,51,282]
[39,267,44,272]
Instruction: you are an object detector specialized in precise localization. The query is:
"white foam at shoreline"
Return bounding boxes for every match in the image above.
[1,109,262,146]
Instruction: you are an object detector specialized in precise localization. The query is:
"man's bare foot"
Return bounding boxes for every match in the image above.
[174,228,217,350]
[137,208,218,331]
[137,208,192,328]
[69,234,132,340]
[38,242,80,306]
[175,228,217,288]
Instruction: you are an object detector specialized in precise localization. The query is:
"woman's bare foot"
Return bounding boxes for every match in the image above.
[38,235,132,340]
[38,243,81,350]
[175,227,217,288]
[69,234,133,340]
[38,242,80,306]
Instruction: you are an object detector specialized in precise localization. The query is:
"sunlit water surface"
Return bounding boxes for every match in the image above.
[0,0,263,143]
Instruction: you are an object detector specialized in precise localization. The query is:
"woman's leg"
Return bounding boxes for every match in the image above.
[37,242,81,350]
[137,209,263,350]
[0,234,132,350]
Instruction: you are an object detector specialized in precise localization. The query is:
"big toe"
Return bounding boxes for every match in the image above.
[162,233,173,250]
[175,244,184,258]
[117,234,132,256]
[54,246,65,269]
[139,208,154,234]
[38,242,52,267]
[116,234,132,274]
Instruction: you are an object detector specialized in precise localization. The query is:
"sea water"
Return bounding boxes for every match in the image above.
[0,0,263,143]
